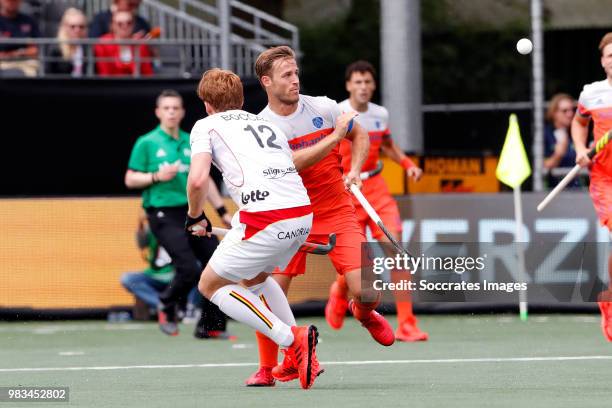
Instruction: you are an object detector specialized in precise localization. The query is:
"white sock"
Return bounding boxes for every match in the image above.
[248,276,296,327]
[210,284,294,347]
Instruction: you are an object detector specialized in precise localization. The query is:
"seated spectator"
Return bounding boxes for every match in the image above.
[46,7,88,76]
[89,0,150,39]
[0,0,40,76]
[94,10,153,76]
[121,215,175,316]
[544,93,579,188]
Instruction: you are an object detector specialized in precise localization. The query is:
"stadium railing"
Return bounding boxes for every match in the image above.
[0,36,276,78]
[31,0,300,77]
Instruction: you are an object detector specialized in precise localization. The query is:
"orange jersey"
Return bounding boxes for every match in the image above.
[337,100,397,216]
[338,100,391,173]
[590,173,612,230]
[577,79,612,176]
[259,95,357,234]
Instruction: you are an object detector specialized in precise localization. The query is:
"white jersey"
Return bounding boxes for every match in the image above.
[338,99,390,134]
[259,94,341,145]
[577,79,612,174]
[337,99,391,173]
[190,110,310,213]
[259,95,352,222]
[577,79,612,119]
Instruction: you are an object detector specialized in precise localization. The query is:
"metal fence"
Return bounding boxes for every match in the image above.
[6,0,299,78]
[74,0,294,75]
[0,37,232,78]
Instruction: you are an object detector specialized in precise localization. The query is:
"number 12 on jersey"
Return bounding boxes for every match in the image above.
[244,125,281,150]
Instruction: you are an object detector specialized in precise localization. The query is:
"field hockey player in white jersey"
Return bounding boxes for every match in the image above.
[185,68,320,389]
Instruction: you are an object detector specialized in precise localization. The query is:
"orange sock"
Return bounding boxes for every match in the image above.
[255,331,279,369]
[332,274,349,297]
[391,270,416,325]
[395,301,416,325]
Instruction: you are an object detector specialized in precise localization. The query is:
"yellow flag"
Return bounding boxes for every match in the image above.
[496,114,532,188]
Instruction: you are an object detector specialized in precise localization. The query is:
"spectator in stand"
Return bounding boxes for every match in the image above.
[46,7,88,76]
[89,0,150,39]
[0,0,40,76]
[94,10,153,76]
[544,93,579,188]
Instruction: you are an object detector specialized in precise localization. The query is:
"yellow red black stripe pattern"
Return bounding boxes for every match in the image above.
[230,291,273,329]
[259,294,272,311]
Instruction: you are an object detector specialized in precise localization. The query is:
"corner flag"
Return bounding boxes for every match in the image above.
[496,114,532,188]
[495,114,530,321]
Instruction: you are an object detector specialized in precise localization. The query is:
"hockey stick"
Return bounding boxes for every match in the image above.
[210,227,336,255]
[537,132,611,212]
[349,184,415,258]
[359,161,383,180]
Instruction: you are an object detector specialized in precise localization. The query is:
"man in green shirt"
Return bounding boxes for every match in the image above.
[125,89,230,338]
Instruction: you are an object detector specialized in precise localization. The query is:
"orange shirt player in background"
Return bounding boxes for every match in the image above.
[572,32,612,342]
[246,46,396,387]
[325,60,428,342]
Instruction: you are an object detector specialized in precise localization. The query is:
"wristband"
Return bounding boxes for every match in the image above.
[151,172,159,184]
[215,205,228,217]
[347,118,354,133]
[185,212,212,234]
[400,157,416,170]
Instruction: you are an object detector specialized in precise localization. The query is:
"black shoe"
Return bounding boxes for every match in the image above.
[158,303,179,336]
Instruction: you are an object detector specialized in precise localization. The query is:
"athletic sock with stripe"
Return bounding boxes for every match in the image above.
[248,277,294,368]
[248,276,296,326]
[210,284,294,347]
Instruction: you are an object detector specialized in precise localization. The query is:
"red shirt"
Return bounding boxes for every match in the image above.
[93,33,153,76]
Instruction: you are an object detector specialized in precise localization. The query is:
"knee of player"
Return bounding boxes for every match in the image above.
[197,276,212,299]
[198,269,221,299]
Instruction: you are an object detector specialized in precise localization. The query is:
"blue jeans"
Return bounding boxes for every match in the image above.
[120,272,169,308]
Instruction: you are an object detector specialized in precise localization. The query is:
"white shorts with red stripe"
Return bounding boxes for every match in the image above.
[209,205,313,282]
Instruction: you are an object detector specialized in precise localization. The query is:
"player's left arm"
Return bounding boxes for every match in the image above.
[380,137,423,181]
[344,122,369,188]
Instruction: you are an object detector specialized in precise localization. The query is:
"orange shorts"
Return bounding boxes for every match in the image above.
[353,175,402,239]
[590,172,612,230]
[274,210,365,277]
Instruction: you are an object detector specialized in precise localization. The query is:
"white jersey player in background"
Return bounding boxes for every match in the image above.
[185,68,320,389]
